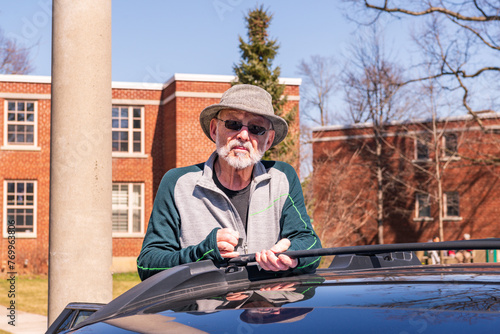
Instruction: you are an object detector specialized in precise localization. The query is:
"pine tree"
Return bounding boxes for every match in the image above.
[233,5,299,168]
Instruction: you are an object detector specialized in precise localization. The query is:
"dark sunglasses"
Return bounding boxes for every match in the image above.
[216,118,271,136]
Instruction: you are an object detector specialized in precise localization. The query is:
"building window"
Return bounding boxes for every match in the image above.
[415,135,430,160]
[4,100,37,147]
[416,193,431,218]
[443,133,458,157]
[4,180,36,236]
[112,106,144,154]
[444,191,460,217]
[112,183,144,235]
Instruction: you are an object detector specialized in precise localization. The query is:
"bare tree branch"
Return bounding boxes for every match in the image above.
[0,29,33,74]
[342,0,500,122]
[298,55,338,126]
[363,0,500,22]
[449,18,500,51]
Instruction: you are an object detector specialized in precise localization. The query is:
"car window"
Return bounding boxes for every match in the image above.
[74,310,96,327]
[55,311,75,333]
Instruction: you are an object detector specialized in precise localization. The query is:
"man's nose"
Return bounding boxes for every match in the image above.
[236,126,251,141]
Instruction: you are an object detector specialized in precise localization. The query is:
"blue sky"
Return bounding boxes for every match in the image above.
[0,0,367,83]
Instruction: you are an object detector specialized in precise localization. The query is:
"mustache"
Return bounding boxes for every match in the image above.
[228,140,253,151]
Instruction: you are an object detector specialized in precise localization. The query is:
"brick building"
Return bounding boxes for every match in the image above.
[0,73,300,274]
[312,114,500,248]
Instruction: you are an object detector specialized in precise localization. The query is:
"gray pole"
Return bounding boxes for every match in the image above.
[48,0,112,325]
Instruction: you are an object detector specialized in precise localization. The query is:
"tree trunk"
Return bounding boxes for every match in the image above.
[376,136,384,244]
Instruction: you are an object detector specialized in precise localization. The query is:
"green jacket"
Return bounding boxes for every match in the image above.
[137,152,321,280]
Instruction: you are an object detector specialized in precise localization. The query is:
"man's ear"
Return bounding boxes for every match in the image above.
[265,130,275,150]
[209,118,218,142]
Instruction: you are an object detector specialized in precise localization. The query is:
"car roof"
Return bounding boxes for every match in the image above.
[69,239,500,333]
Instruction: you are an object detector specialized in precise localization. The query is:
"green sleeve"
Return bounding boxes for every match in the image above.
[278,163,322,273]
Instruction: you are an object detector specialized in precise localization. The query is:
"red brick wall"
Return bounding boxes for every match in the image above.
[112,88,161,101]
[174,81,232,167]
[111,91,161,257]
[176,95,219,166]
[0,81,51,94]
[0,81,51,274]
[312,116,500,247]
[161,99,175,173]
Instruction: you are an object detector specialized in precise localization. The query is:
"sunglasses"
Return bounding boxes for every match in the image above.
[216,118,271,136]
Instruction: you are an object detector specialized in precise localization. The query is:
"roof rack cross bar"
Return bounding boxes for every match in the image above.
[227,239,500,266]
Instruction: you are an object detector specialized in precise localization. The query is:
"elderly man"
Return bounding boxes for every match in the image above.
[137,84,321,280]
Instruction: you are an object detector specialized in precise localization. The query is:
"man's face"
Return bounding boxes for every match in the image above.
[210,109,275,170]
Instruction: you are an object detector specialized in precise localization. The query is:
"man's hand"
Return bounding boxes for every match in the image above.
[217,228,240,258]
[255,238,298,271]
[225,292,250,301]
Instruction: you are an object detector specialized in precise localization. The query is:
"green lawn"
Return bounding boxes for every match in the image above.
[112,272,142,298]
[0,272,141,316]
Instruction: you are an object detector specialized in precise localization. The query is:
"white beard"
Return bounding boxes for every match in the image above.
[216,137,264,170]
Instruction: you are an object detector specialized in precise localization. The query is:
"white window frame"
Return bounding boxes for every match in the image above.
[443,191,462,221]
[414,193,433,221]
[2,100,40,151]
[111,105,145,157]
[112,183,144,237]
[3,180,37,238]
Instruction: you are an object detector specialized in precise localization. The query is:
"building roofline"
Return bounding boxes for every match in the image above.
[163,73,235,86]
[163,73,302,88]
[312,112,500,132]
[112,81,164,90]
[0,73,301,90]
[0,74,164,90]
[0,74,52,83]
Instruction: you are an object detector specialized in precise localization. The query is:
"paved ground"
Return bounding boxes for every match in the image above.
[0,308,47,334]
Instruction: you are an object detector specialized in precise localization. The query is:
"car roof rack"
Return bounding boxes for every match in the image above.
[327,251,422,270]
[227,238,500,266]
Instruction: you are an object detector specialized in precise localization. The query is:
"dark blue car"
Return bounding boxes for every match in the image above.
[48,239,500,333]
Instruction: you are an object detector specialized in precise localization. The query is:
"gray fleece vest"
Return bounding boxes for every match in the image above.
[176,152,284,254]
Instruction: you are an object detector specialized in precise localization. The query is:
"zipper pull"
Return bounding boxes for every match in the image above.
[244,243,248,255]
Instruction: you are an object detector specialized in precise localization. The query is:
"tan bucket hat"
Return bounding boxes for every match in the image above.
[199,84,288,147]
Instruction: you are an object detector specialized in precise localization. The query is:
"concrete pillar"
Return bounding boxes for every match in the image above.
[48,0,112,325]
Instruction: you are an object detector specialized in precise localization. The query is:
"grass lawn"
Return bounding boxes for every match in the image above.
[112,272,142,298]
[0,272,141,316]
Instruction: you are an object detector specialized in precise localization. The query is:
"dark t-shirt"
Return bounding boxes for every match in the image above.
[213,171,251,231]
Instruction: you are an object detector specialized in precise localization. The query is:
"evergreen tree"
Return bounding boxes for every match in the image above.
[233,5,299,167]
